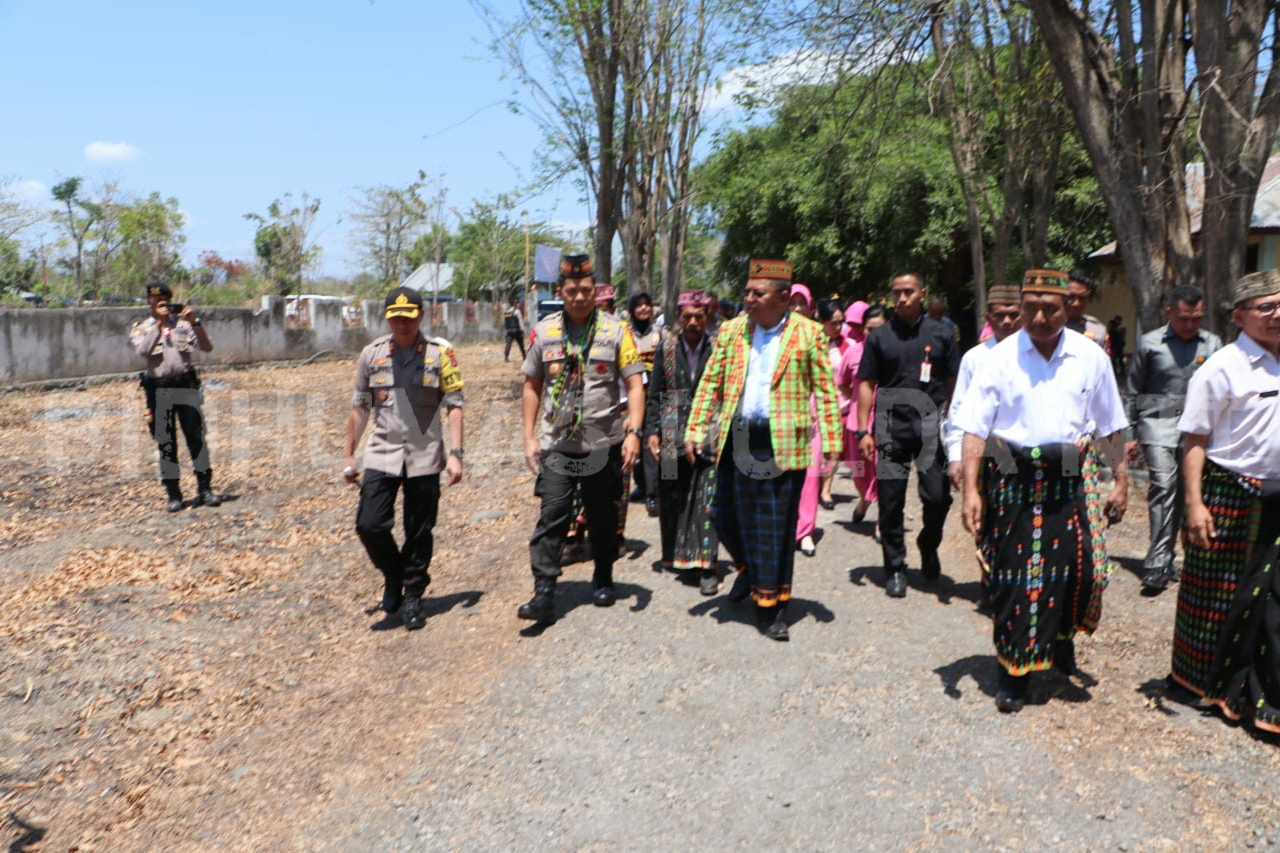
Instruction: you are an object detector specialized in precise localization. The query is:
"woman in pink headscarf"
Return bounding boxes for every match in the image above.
[792,284,844,557]
[836,301,884,525]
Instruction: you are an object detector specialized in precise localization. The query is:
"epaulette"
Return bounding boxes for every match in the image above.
[428,335,453,349]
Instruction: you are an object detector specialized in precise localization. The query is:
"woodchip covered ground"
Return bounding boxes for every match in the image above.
[2,344,1278,850]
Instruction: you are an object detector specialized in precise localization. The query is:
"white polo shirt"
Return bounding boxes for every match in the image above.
[1177,333,1280,479]
[953,328,1128,447]
[945,336,998,463]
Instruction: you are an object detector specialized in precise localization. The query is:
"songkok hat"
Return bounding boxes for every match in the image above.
[559,253,593,282]
[987,282,1022,305]
[678,289,707,308]
[1021,269,1070,296]
[747,259,792,283]
[593,283,616,304]
[146,281,172,299]
[1233,268,1280,306]
[384,286,423,319]
[845,300,870,326]
[790,283,813,308]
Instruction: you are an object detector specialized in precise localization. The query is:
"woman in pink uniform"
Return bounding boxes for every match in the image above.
[837,302,885,525]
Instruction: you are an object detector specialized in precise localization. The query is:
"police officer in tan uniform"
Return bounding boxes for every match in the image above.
[344,286,465,631]
[1066,268,1110,351]
[519,254,646,624]
[130,281,219,512]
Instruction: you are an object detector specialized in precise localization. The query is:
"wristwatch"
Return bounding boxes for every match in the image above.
[854,429,869,439]
[626,428,643,439]
[449,448,465,459]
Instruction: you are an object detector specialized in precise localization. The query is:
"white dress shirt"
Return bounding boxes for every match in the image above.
[945,336,998,463]
[953,328,1129,447]
[739,315,788,419]
[1177,333,1280,479]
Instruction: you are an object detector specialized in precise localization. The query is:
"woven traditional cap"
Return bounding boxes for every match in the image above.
[1233,268,1280,306]
[1021,269,1070,295]
[677,289,706,307]
[559,253,593,281]
[748,259,792,283]
[593,283,615,304]
[384,286,423,319]
[987,283,1022,305]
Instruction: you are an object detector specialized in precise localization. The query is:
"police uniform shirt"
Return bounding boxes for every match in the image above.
[1125,324,1223,448]
[352,333,465,477]
[522,310,644,453]
[857,313,960,442]
[629,323,662,377]
[1177,334,1280,480]
[953,328,1129,448]
[1068,313,1109,350]
[130,316,209,379]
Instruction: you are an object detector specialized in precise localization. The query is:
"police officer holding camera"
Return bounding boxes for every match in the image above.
[130,281,220,512]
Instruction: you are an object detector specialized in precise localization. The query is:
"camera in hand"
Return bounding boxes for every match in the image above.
[167,303,185,315]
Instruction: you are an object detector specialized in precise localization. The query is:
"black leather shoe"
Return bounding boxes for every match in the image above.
[996,670,1028,713]
[819,498,835,511]
[1055,638,1077,676]
[699,570,720,596]
[1141,565,1176,592]
[726,568,750,602]
[199,491,222,507]
[380,578,403,614]
[592,586,617,606]
[403,596,427,630]
[851,499,869,524]
[517,580,556,623]
[765,606,790,641]
[885,570,907,598]
[645,497,658,517]
[920,548,942,582]
[561,539,589,566]
[166,498,184,513]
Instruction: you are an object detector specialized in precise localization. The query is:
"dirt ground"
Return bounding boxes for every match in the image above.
[2,343,1279,851]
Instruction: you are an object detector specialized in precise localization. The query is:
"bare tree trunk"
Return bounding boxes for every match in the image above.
[1193,0,1280,329]
[1029,0,1194,331]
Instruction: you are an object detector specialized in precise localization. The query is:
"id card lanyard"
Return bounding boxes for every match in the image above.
[919,344,932,384]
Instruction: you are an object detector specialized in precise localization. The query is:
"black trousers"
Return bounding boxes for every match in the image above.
[145,377,209,481]
[634,447,659,500]
[530,444,623,580]
[355,468,440,597]
[504,330,526,360]
[876,434,952,571]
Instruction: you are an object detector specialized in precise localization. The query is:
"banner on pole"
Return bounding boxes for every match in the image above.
[533,245,562,283]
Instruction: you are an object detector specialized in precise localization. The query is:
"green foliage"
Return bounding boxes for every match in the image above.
[0,237,36,294]
[696,67,964,300]
[446,197,565,300]
[244,193,322,297]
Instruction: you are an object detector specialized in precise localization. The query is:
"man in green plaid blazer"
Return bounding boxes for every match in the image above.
[685,259,842,641]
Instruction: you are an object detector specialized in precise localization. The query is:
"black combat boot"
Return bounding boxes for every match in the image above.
[196,470,222,507]
[591,565,617,607]
[517,578,556,623]
[163,479,183,513]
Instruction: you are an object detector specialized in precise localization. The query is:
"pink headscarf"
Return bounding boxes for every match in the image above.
[845,300,870,327]
[789,283,813,309]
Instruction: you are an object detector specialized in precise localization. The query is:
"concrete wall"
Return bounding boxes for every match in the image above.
[0,299,504,385]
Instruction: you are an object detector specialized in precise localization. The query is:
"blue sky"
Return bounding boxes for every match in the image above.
[1,0,604,277]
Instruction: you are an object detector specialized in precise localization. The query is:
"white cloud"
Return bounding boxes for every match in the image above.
[84,140,143,163]
[11,179,47,202]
